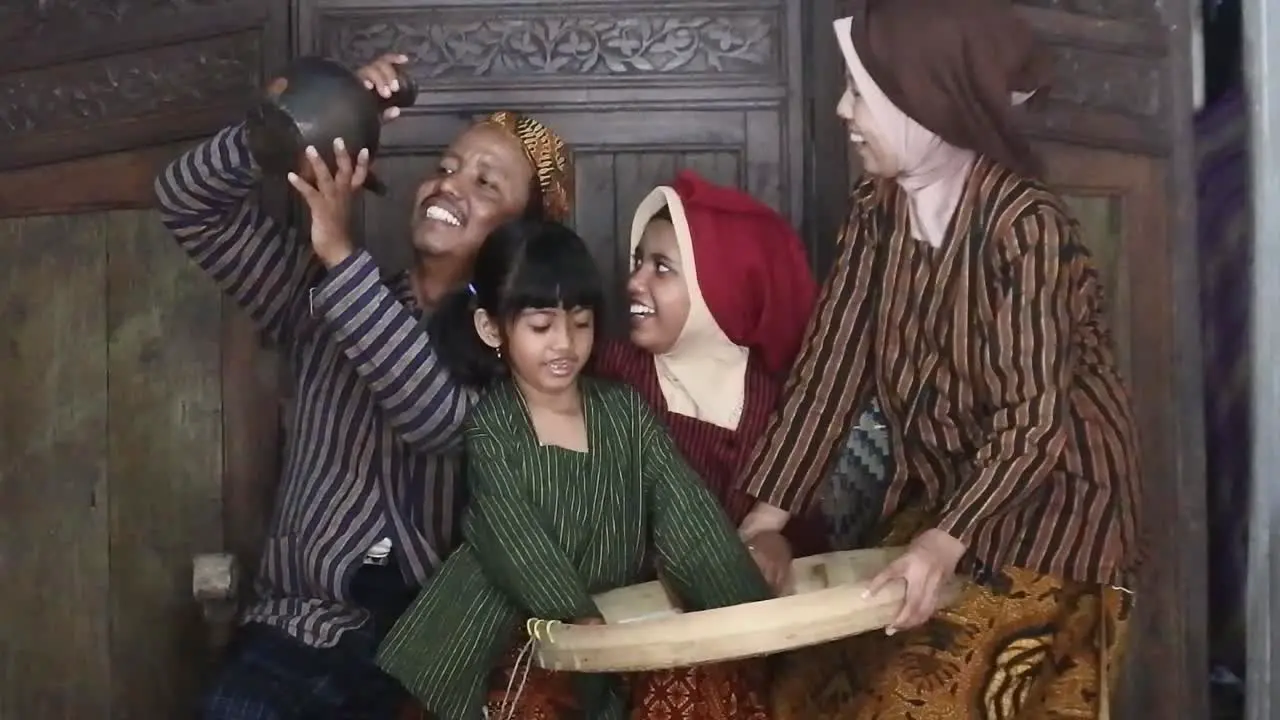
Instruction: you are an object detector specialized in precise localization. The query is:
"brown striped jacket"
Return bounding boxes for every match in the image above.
[741,157,1141,586]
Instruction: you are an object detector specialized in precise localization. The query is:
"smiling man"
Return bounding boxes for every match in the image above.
[153,53,575,720]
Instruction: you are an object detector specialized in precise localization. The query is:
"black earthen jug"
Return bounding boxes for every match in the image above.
[246,56,417,195]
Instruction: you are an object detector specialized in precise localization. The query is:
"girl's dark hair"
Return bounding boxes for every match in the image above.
[429,218,605,387]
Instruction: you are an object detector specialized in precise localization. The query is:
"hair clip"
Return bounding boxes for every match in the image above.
[467,283,478,297]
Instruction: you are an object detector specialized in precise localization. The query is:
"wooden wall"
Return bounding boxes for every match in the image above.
[0,212,223,718]
[0,2,287,717]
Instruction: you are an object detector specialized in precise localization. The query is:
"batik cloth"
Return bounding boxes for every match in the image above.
[482,110,575,223]
[771,507,1133,719]
[815,400,892,551]
[478,634,771,720]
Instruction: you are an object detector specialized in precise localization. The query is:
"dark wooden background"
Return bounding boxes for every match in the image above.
[0,1,1205,718]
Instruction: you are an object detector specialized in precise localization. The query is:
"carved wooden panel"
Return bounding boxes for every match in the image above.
[2,35,258,137]
[322,13,779,81]
[0,33,260,171]
[0,0,288,172]
[1014,4,1171,154]
[301,0,808,316]
[299,2,794,111]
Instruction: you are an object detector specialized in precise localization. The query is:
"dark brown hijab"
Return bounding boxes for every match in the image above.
[846,0,1050,177]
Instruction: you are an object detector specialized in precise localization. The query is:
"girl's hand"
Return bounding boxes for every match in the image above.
[287,138,368,268]
[745,530,793,594]
[864,528,967,633]
[356,53,410,121]
[738,502,791,537]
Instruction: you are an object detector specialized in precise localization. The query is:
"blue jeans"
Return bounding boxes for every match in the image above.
[201,564,417,720]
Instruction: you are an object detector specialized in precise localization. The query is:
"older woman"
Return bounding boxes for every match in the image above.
[735,1,1143,718]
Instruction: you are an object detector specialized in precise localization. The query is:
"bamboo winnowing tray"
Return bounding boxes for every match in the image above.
[532,546,966,672]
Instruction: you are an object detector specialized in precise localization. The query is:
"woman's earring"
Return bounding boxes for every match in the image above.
[496,346,503,359]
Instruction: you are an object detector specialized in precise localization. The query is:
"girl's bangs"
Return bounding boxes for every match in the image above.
[501,237,604,317]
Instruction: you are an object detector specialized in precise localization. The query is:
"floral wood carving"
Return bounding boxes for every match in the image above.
[0,33,259,136]
[319,12,779,80]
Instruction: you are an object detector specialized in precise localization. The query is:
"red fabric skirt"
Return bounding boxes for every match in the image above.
[484,641,582,720]
[402,650,772,720]
[630,661,771,720]
[398,640,579,720]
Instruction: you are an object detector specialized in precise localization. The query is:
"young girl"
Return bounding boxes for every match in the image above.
[376,218,773,720]
[590,171,823,718]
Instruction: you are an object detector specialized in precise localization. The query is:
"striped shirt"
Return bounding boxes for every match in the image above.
[377,378,771,719]
[155,124,476,648]
[741,157,1142,586]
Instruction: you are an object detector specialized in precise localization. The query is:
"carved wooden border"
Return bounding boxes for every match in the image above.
[312,6,785,88]
[0,34,261,172]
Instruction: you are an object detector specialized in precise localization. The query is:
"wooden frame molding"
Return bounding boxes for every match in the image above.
[0,145,189,219]
[1243,0,1279,717]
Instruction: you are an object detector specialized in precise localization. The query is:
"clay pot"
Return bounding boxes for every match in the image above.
[246,56,417,195]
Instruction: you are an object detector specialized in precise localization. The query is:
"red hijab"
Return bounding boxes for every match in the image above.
[669,171,818,375]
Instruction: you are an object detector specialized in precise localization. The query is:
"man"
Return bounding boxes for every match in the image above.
[154,53,575,719]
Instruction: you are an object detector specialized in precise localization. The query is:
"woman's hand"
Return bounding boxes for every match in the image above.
[746,530,793,594]
[356,53,410,121]
[864,528,967,634]
[287,138,368,268]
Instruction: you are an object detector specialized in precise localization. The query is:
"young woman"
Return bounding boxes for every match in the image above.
[375,218,773,720]
[589,170,821,718]
[734,1,1142,718]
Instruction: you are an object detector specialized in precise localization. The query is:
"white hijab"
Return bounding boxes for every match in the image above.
[629,187,748,430]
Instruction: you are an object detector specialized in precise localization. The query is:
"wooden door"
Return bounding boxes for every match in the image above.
[0,210,225,719]
[295,0,822,329]
[0,2,289,718]
[1014,2,1206,718]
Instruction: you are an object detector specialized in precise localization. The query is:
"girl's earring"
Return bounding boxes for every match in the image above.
[496,346,503,359]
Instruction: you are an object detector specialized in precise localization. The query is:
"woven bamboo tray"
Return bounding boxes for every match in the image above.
[532,546,966,672]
